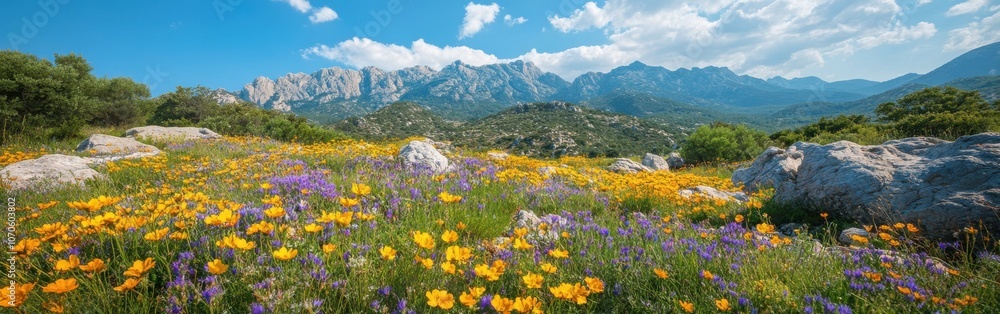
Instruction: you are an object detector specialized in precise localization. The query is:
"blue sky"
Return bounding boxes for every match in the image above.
[2,0,999,95]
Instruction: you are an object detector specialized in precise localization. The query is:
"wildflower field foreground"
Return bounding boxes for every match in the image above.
[3,137,999,313]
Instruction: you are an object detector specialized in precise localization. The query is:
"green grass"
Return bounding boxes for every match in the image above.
[2,136,998,313]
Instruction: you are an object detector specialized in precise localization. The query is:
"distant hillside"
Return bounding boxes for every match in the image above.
[579,90,765,131]
[944,76,1000,101]
[332,102,457,140]
[457,102,677,158]
[910,42,1000,86]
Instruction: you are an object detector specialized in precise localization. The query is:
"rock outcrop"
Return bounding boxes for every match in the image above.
[607,158,651,173]
[642,153,669,171]
[732,146,802,192]
[398,140,449,173]
[734,133,1000,240]
[678,186,749,203]
[0,155,105,191]
[76,134,161,160]
[125,126,222,141]
[667,152,685,169]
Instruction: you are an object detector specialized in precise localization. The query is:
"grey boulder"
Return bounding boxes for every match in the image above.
[838,228,871,245]
[76,134,161,160]
[642,153,670,171]
[667,152,685,169]
[398,140,449,173]
[0,154,105,191]
[608,158,651,173]
[734,133,1000,240]
[678,186,749,203]
[125,126,222,141]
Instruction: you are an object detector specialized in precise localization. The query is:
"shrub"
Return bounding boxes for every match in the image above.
[876,86,1000,138]
[148,86,220,127]
[681,123,771,164]
[198,101,343,143]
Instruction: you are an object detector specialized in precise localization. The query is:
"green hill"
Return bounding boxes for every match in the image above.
[332,102,458,140]
[456,102,677,158]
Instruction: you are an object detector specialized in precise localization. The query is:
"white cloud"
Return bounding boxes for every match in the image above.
[548,2,611,32]
[504,14,528,26]
[856,22,937,49]
[302,38,503,71]
[309,7,338,24]
[530,0,941,79]
[947,0,987,16]
[945,10,1000,51]
[303,0,952,80]
[459,2,501,39]
[277,0,312,13]
[276,0,339,24]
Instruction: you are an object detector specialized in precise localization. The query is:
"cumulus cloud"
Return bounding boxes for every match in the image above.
[532,0,940,79]
[945,10,1000,51]
[459,2,501,39]
[947,0,987,17]
[309,7,338,24]
[504,14,528,26]
[303,0,949,80]
[275,0,337,24]
[548,2,611,32]
[302,38,503,71]
[277,0,312,13]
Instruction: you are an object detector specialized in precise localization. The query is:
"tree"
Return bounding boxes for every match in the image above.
[0,51,98,141]
[875,86,1000,138]
[148,86,220,126]
[681,123,771,164]
[88,77,152,127]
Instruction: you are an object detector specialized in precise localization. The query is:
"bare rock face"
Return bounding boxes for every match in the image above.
[76,134,161,160]
[678,186,749,203]
[667,152,685,169]
[607,158,651,173]
[0,155,105,191]
[125,126,222,141]
[732,146,803,192]
[642,153,670,171]
[839,228,871,245]
[734,133,1000,240]
[398,140,449,173]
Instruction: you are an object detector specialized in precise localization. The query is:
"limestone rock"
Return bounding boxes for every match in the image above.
[487,152,509,161]
[0,154,105,191]
[76,134,160,160]
[398,140,449,173]
[642,153,670,171]
[678,186,749,203]
[735,133,1000,240]
[125,126,222,141]
[608,158,651,173]
[667,152,685,169]
[511,210,566,243]
[838,228,871,245]
[732,146,802,192]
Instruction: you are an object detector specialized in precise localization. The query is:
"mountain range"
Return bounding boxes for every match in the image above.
[218,41,1000,128]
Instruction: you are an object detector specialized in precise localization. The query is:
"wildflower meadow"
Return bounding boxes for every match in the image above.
[3,136,998,313]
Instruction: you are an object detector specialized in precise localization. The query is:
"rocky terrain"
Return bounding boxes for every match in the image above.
[734,133,1000,240]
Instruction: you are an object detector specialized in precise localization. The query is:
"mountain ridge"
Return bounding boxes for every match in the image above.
[225,41,1000,125]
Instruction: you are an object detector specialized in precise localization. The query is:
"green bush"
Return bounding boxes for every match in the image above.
[0,51,153,142]
[876,86,1000,138]
[197,101,343,143]
[770,115,890,146]
[148,86,221,127]
[681,123,772,164]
